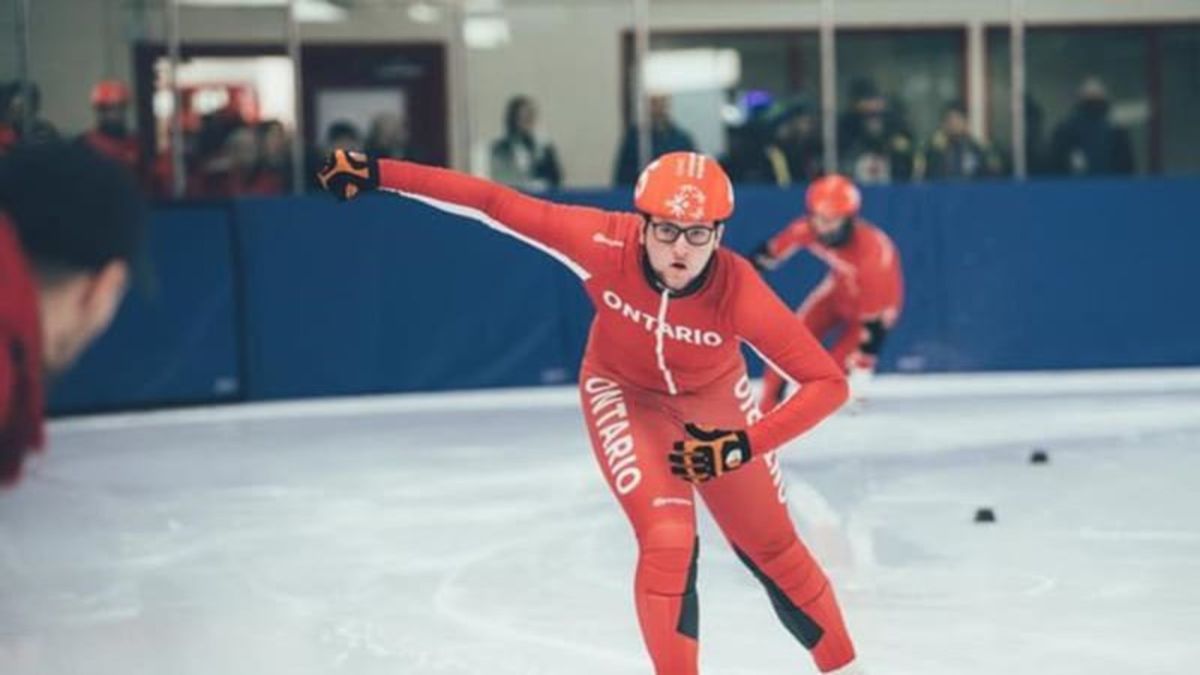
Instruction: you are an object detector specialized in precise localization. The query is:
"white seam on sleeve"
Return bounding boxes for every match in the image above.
[741,339,800,389]
[381,187,592,281]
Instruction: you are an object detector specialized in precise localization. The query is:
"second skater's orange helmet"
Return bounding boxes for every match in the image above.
[91,80,131,107]
[806,174,861,219]
[634,151,734,223]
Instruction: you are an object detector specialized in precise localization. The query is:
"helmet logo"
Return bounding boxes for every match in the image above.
[665,184,706,221]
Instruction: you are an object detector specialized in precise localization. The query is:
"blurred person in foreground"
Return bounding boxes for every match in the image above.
[0,141,145,485]
[752,175,904,409]
[317,148,862,674]
[489,95,562,192]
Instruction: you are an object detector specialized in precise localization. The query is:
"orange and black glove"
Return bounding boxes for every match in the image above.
[669,423,752,484]
[316,149,379,201]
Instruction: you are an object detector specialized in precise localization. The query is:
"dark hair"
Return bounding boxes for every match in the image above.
[766,96,815,128]
[1,81,43,125]
[326,119,360,144]
[0,141,145,280]
[848,78,880,102]
[943,100,967,118]
[504,95,533,137]
[194,113,244,162]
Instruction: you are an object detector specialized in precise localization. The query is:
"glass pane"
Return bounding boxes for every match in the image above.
[0,1,21,151]
[12,0,72,147]
[19,0,468,200]
[989,27,1150,177]
[459,0,632,190]
[624,30,821,186]
[1160,26,1200,175]
[836,29,964,183]
[985,28,1016,173]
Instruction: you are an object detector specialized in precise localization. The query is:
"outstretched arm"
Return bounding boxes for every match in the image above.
[751,218,814,272]
[318,151,621,280]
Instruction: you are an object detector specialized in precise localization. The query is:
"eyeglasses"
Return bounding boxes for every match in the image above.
[649,221,718,246]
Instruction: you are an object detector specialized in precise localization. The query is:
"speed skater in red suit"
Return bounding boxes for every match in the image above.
[318,150,863,674]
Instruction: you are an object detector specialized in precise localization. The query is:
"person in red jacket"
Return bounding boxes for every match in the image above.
[0,141,145,485]
[78,81,143,179]
[318,150,861,674]
[752,175,904,410]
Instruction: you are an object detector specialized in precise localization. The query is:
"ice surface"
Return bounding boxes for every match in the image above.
[2,369,1198,674]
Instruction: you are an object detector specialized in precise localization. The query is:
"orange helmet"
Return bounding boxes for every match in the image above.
[634,151,734,223]
[806,174,861,219]
[91,80,130,107]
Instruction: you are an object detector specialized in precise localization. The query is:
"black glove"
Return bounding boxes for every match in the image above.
[316,149,379,201]
[669,423,752,484]
[750,243,779,273]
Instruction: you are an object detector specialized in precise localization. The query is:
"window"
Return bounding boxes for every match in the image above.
[837,29,965,147]
[624,31,819,161]
[989,27,1154,176]
[1160,26,1200,175]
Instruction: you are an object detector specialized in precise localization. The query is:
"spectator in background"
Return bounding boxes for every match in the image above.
[77,80,144,183]
[257,120,292,192]
[0,81,58,146]
[326,120,363,153]
[489,95,562,192]
[919,101,1001,181]
[721,89,776,183]
[1023,94,1049,176]
[366,112,422,162]
[0,141,146,485]
[756,97,824,186]
[1049,77,1135,176]
[191,124,284,198]
[837,78,914,184]
[612,94,696,185]
[0,85,17,154]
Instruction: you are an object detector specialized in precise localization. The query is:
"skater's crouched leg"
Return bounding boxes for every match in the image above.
[735,538,856,672]
[634,520,699,674]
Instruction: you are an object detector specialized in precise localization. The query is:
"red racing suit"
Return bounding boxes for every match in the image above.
[377,160,857,674]
[79,130,141,175]
[759,216,904,410]
[0,214,45,486]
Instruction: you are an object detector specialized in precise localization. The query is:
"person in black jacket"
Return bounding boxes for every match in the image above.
[920,101,1002,180]
[836,78,914,184]
[1049,77,1135,177]
[612,95,696,186]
